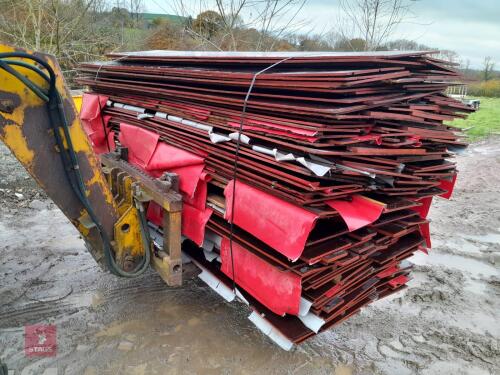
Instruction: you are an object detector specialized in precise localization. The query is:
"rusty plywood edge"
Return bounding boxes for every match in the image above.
[0,43,118,266]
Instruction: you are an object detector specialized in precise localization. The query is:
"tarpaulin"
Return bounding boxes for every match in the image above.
[224,180,318,261]
[118,123,159,168]
[408,135,423,147]
[439,174,457,200]
[325,195,385,232]
[146,202,213,246]
[119,123,205,198]
[220,238,302,316]
[80,93,115,154]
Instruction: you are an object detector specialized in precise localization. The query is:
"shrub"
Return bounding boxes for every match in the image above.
[468,80,500,98]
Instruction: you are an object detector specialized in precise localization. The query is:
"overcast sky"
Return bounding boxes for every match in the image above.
[144,0,500,68]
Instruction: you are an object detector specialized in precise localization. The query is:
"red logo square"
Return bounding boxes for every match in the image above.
[24,324,57,357]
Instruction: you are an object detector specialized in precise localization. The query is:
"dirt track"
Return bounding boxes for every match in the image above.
[0,139,499,375]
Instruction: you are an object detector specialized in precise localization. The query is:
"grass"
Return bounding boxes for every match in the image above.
[448,97,500,141]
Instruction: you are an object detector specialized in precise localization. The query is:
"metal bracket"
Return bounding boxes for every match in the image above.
[100,153,183,286]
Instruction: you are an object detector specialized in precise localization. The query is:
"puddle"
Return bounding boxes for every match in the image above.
[472,145,500,156]
[334,365,354,375]
[463,233,500,245]
[434,237,483,254]
[410,251,499,278]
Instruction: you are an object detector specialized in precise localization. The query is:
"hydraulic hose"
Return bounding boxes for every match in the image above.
[0,52,150,277]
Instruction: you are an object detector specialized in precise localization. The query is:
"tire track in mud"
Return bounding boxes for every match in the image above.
[364,308,500,375]
[0,301,80,327]
[0,273,208,328]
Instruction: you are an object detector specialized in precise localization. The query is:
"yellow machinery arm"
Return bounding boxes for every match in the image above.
[0,44,183,285]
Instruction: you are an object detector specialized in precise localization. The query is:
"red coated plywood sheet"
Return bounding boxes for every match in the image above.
[147,202,213,246]
[220,238,302,316]
[325,195,385,231]
[224,180,318,261]
[120,123,205,198]
[80,93,114,154]
[439,174,457,199]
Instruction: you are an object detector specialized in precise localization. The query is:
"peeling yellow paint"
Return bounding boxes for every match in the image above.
[85,169,116,204]
[78,223,91,237]
[1,124,34,166]
[1,43,119,262]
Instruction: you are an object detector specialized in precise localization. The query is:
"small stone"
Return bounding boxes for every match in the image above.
[118,341,134,351]
[28,199,46,210]
[14,193,24,199]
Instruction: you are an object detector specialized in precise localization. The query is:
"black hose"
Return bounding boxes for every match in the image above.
[3,59,50,82]
[0,60,49,101]
[0,52,149,277]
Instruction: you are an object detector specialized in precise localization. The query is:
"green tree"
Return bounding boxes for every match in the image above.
[192,10,224,38]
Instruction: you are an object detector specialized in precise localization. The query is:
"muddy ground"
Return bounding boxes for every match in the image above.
[0,138,499,375]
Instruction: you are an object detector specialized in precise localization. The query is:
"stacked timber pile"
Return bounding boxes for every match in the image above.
[77,51,471,349]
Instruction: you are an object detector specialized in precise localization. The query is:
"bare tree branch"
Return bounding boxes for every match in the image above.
[335,0,418,51]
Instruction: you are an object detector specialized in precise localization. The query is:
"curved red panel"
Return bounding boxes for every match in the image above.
[220,238,302,316]
[325,195,385,232]
[224,180,318,261]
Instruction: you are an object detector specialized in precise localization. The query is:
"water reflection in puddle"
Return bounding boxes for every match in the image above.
[410,251,498,277]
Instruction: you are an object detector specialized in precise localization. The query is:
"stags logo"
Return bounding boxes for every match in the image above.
[24,325,57,357]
